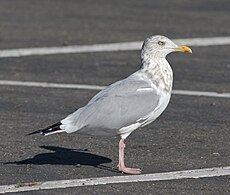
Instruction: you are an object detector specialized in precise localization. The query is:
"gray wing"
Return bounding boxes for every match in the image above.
[62,73,160,134]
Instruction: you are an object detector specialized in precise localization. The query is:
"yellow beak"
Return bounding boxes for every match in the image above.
[174,46,192,53]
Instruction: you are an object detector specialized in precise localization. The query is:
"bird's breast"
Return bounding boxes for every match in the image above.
[141,63,173,94]
[139,91,171,128]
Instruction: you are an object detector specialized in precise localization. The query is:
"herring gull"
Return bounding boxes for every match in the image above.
[29,35,192,174]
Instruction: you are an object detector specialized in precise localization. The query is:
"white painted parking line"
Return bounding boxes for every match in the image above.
[0,80,230,99]
[0,80,105,91]
[0,36,229,58]
[0,166,230,194]
[173,89,230,98]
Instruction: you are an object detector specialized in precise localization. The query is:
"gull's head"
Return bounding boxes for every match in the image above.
[141,35,192,60]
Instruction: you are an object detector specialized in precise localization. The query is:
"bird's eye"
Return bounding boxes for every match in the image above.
[158,41,165,46]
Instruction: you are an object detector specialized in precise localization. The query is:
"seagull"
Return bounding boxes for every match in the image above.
[29,35,192,174]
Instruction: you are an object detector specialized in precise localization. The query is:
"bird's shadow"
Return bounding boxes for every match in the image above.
[5,146,118,172]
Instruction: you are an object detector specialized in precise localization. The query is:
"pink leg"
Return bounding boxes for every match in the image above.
[118,139,141,174]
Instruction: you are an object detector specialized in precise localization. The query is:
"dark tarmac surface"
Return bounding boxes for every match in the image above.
[0,0,230,194]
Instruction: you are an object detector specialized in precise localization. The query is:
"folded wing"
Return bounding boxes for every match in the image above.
[61,74,160,135]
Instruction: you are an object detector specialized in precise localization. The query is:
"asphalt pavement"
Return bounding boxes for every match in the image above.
[0,0,230,194]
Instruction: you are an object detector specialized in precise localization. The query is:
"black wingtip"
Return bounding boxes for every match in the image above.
[27,121,62,136]
[27,129,44,136]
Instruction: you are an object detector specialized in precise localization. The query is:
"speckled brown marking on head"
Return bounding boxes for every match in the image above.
[139,35,176,93]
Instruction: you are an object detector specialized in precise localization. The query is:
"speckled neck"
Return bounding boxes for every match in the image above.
[140,55,173,94]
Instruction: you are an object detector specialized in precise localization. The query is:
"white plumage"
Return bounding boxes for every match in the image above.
[31,35,192,174]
